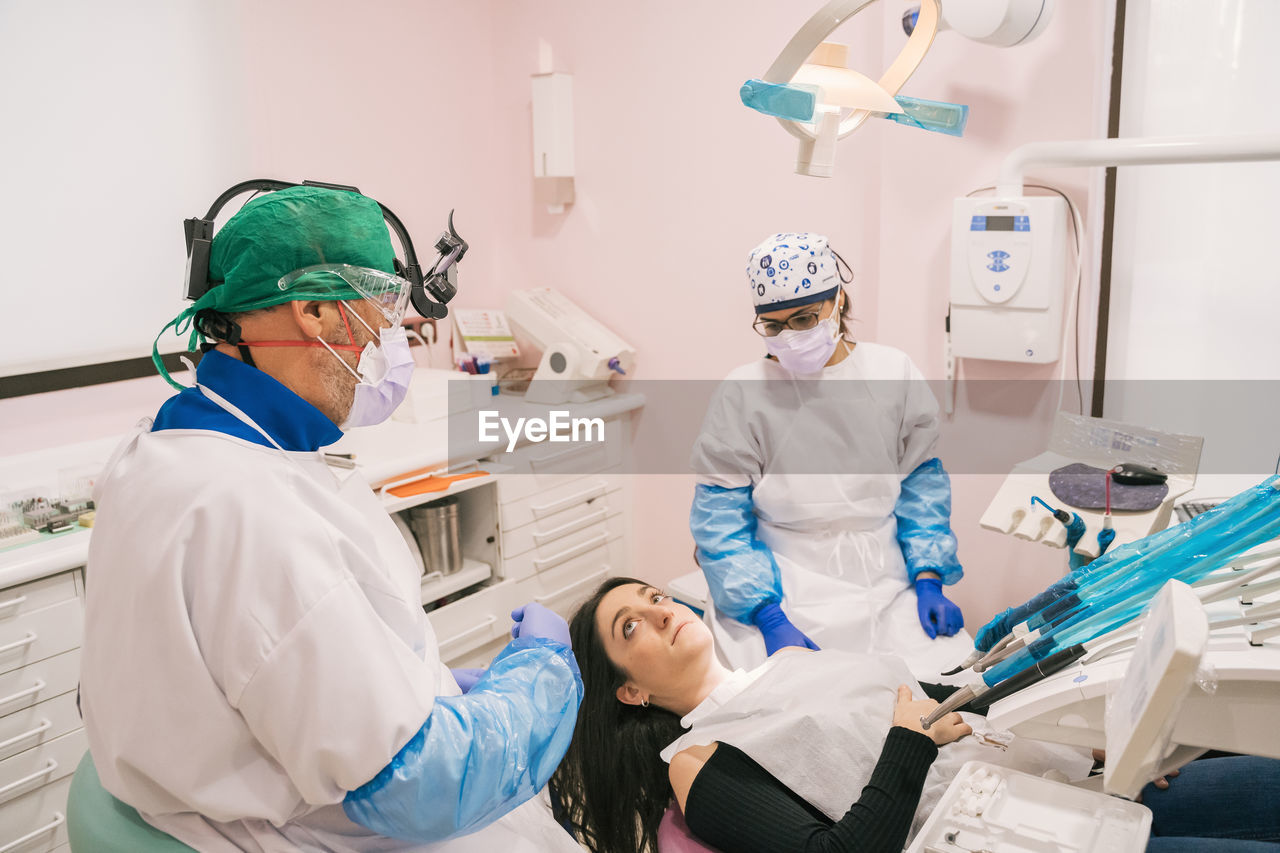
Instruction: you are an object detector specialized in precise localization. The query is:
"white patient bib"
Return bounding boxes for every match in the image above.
[660,650,1093,839]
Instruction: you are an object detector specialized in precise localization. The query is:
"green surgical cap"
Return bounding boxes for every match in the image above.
[154,185,396,388]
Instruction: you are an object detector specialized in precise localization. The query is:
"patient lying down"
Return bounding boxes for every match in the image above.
[550,577,1113,853]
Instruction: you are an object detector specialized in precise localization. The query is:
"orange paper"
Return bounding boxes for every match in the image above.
[385,470,489,498]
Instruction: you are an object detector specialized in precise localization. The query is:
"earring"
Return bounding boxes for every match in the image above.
[640,698,649,708]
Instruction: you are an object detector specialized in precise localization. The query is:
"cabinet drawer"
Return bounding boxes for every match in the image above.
[513,537,628,619]
[502,516,626,583]
[498,470,621,531]
[0,693,81,764]
[0,729,85,807]
[532,564,616,617]
[495,470,591,508]
[427,581,521,662]
[494,418,626,504]
[0,774,70,853]
[0,602,82,679]
[0,576,77,631]
[500,489,623,561]
[0,652,79,721]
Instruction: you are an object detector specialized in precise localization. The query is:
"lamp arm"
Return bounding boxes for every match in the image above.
[996,133,1280,196]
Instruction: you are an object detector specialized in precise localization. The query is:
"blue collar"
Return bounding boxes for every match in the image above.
[151,350,343,451]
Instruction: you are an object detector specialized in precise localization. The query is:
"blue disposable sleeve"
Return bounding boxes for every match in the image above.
[894,458,963,584]
[691,483,783,623]
[342,637,582,843]
[973,578,1078,651]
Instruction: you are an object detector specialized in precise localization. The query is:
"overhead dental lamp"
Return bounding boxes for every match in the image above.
[742,0,1054,176]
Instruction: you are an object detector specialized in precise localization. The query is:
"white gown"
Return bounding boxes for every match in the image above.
[81,416,578,852]
[691,342,972,682]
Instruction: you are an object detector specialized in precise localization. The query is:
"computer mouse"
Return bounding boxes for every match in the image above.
[1110,462,1168,486]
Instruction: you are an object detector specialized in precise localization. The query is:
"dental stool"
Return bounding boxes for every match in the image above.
[68,752,197,852]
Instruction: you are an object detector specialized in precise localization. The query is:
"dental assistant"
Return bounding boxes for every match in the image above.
[690,232,971,679]
[79,186,582,852]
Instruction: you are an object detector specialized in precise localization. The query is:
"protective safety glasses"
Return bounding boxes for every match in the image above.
[752,291,843,337]
[278,264,412,327]
[752,309,823,337]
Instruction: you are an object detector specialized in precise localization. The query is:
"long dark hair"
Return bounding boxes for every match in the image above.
[552,576,685,853]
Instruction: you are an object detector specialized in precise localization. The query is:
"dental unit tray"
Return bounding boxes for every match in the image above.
[979,413,1202,559]
[906,761,1151,853]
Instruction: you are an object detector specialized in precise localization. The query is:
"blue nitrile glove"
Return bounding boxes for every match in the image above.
[751,602,820,656]
[450,667,485,694]
[916,578,964,639]
[510,602,571,648]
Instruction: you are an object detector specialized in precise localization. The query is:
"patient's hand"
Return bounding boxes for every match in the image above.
[892,685,972,747]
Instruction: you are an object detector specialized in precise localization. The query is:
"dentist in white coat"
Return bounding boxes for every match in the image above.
[80,185,582,852]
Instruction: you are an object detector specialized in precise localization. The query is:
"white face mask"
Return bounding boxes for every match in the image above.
[317,304,416,428]
[763,306,842,375]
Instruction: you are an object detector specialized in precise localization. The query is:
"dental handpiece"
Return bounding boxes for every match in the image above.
[920,683,986,730]
[968,643,1088,710]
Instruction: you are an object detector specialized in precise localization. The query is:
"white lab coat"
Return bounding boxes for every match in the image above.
[692,343,972,681]
[81,420,578,852]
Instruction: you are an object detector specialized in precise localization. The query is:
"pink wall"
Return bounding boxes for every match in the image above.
[482,1,1112,623]
[481,0,888,596]
[871,4,1109,624]
[1,1,1112,629]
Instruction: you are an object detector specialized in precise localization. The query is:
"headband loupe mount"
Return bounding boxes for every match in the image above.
[182,179,464,322]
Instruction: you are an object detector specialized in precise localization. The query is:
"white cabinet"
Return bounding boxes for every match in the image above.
[0,572,83,853]
[420,411,634,664]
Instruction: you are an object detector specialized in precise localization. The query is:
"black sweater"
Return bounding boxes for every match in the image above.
[683,727,938,853]
[681,683,978,853]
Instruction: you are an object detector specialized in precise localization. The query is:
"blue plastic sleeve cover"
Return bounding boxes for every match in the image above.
[894,458,963,584]
[691,483,783,623]
[973,578,1078,651]
[739,79,818,121]
[342,637,583,843]
[981,476,1280,686]
[885,96,969,137]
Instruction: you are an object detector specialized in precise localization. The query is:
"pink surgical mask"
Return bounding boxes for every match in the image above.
[764,312,841,374]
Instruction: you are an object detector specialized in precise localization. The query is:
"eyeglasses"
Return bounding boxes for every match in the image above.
[278,264,412,327]
[752,308,824,337]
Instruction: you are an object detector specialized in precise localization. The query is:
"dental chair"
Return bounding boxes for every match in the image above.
[67,752,197,852]
[659,801,721,853]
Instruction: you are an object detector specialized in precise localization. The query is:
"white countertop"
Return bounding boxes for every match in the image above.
[0,390,644,588]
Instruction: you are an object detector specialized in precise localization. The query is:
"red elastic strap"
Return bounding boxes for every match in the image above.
[241,302,364,352]
[238,340,364,352]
